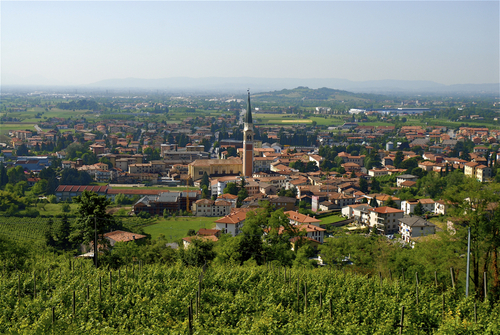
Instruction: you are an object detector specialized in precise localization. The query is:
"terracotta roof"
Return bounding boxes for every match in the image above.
[197,228,220,236]
[284,210,321,224]
[369,206,404,214]
[215,209,253,224]
[214,200,232,206]
[218,194,238,200]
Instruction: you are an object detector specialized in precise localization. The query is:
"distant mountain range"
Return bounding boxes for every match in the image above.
[84,77,500,95]
[2,74,499,95]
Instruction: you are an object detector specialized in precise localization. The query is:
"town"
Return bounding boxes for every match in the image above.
[1,87,500,333]
[1,87,499,250]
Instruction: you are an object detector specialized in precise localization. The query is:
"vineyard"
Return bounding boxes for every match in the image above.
[0,217,59,242]
[1,259,498,334]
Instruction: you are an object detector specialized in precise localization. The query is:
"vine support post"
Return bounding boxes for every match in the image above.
[72,290,76,320]
[484,272,487,301]
[399,306,405,335]
[33,272,36,299]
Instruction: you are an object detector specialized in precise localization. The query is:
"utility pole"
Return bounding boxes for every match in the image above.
[466,226,471,297]
[94,216,98,268]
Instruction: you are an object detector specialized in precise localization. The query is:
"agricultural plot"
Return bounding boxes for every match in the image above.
[142,216,218,241]
[0,217,59,242]
[1,261,497,334]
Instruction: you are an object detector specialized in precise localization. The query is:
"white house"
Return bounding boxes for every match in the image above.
[396,174,418,187]
[401,199,435,215]
[434,200,449,215]
[399,216,436,242]
[214,209,251,236]
[342,203,373,223]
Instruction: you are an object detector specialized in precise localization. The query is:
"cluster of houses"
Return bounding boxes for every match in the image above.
[5,108,500,253]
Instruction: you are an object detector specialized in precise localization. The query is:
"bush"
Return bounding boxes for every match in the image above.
[61,203,71,213]
[47,195,58,204]
[137,211,151,219]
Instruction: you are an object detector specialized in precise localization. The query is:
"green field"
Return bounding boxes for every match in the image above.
[0,122,37,136]
[319,214,345,225]
[0,217,59,242]
[142,216,219,241]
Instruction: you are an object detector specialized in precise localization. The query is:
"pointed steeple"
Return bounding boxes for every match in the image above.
[245,90,253,124]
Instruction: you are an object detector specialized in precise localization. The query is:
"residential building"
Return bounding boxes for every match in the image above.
[396,174,418,187]
[368,206,404,235]
[284,210,321,226]
[214,209,252,236]
[399,216,436,242]
[401,199,435,215]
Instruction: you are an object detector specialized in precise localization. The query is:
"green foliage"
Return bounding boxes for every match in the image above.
[200,171,210,189]
[60,168,92,186]
[179,238,216,267]
[1,259,497,334]
[414,201,424,216]
[61,203,71,213]
[385,196,398,209]
[72,190,120,245]
[223,182,238,196]
[7,166,27,185]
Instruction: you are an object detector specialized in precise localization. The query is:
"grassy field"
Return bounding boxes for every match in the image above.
[142,216,219,241]
[0,122,37,136]
[36,203,80,216]
[319,214,345,225]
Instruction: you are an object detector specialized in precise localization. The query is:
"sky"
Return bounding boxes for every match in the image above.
[2,1,499,86]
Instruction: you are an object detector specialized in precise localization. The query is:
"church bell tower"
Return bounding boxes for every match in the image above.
[243,90,254,177]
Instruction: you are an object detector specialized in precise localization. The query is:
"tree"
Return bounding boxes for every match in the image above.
[0,164,8,187]
[359,177,368,193]
[413,201,424,216]
[401,158,418,173]
[226,147,237,157]
[263,209,297,266]
[201,185,210,199]
[237,210,265,264]
[237,178,248,207]
[445,179,500,299]
[54,215,73,250]
[200,171,210,189]
[31,180,48,195]
[72,191,120,259]
[371,178,381,193]
[223,182,238,196]
[7,166,26,185]
[385,197,398,209]
[44,218,57,248]
[60,168,92,185]
[369,196,378,208]
[16,144,29,156]
[393,151,404,168]
[179,238,216,267]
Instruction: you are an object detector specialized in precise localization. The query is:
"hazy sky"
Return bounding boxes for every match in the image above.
[2,1,499,85]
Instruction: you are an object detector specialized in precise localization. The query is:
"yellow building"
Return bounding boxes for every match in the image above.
[188,158,242,180]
